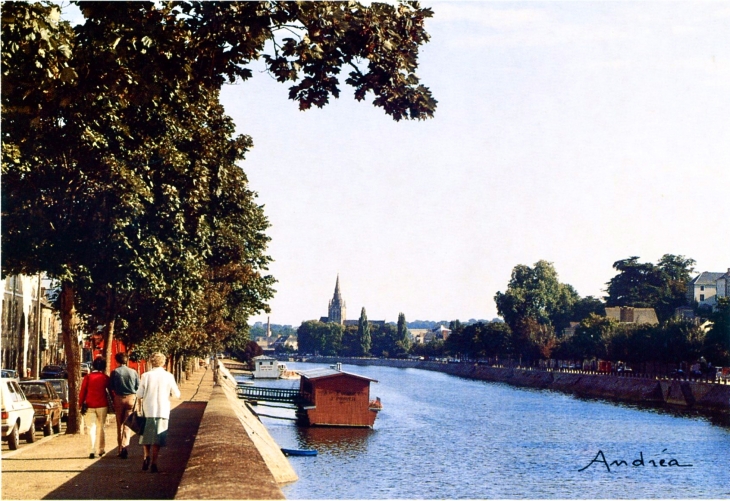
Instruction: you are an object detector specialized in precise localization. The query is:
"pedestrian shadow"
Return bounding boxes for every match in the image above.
[42,402,206,500]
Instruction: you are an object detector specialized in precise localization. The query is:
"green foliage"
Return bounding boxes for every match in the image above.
[357,308,372,356]
[445,321,512,359]
[3,1,436,364]
[703,297,730,366]
[297,320,343,356]
[340,325,361,357]
[605,255,695,323]
[494,260,581,360]
[564,313,616,360]
[397,312,410,352]
[370,323,398,358]
[410,339,445,358]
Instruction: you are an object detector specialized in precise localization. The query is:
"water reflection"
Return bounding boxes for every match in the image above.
[295,426,374,457]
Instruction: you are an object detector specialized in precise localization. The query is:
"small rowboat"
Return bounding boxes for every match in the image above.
[281,448,318,457]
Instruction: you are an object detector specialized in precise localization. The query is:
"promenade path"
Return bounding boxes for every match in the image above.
[2,365,214,500]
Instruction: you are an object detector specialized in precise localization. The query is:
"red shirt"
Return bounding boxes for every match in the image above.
[79,371,111,409]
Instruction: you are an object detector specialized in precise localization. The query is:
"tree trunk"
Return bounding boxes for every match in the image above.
[102,288,116,375]
[60,280,83,434]
[102,318,115,375]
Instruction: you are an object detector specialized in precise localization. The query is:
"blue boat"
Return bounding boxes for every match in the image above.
[281,448,317,457]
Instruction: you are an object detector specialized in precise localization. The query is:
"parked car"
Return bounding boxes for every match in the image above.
[40,365,67,379]
[80,363,91,376]
[1,369,19,379]
[46,379,70,421]
[18,380,62,436]
[1,377,36,449]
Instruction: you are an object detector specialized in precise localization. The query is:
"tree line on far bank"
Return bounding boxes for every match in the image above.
[296,310,412,359]
[286,255,730,369]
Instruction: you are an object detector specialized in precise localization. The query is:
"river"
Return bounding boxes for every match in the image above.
[236,362,730,499]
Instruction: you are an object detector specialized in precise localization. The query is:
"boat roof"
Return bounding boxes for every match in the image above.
[252,355,278,361]
[298,367,378,383]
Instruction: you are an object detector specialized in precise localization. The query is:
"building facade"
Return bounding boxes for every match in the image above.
[686,270,728,309]
[1,275,63,377]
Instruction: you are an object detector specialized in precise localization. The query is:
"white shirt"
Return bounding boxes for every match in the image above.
[136,367,181,419]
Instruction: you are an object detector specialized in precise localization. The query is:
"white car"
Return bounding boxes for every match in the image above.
[1,377,36,449]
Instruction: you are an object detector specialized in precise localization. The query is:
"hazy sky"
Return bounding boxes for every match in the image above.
[219,2,729,327]
[61,2,730,327]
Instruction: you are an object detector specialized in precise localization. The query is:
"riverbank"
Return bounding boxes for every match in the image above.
[307,357,730,416]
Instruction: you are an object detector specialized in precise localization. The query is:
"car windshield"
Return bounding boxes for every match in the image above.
[20,383,49,398]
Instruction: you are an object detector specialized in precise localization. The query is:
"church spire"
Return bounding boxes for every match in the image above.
[328,274,346,325]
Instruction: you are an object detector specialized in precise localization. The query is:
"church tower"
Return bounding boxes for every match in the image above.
[328,275,346,325]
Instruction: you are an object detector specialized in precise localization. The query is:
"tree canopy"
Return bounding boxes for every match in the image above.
[494,260,581,361]
[2,1,436,433]
[605,255,695,322]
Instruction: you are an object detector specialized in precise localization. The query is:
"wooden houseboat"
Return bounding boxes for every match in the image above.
[296,365,382,428]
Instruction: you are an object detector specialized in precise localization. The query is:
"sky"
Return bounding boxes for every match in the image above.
[218,2,730,327]
[62,2,730,327]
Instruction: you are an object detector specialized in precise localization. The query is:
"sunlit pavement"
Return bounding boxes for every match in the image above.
[1,366,213,500]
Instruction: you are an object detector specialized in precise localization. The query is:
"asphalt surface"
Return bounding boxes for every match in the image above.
[2,365,214,500]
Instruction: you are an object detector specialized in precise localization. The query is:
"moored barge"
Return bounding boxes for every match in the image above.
[296,365,382,428]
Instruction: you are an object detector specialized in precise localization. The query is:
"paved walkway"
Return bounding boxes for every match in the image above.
[2,365,214,500]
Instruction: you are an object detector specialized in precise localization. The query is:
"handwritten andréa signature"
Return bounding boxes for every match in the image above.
[579,449,693,472]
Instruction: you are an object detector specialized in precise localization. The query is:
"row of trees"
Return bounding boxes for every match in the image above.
[491,256,707,363]
[297,310,412,358]
[437,301,729,369]
[308,255,728,369]
[2,2,437,433]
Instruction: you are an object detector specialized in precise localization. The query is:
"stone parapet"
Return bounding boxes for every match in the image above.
[175,361,296,500]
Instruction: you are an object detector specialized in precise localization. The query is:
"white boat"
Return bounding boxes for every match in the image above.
[252,355,286,379]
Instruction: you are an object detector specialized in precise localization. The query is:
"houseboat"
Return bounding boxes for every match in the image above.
[295,364,382,428]
[251,355,284,379]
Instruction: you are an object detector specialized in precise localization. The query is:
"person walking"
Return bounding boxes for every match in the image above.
[136,352,181,473]
[110,352,139,459]
[79,357,111,459]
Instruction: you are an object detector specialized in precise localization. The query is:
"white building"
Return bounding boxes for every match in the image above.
[687,270,729,309]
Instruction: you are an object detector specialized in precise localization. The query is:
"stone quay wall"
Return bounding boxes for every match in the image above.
[309,357,730,413]
[175,361,296,500]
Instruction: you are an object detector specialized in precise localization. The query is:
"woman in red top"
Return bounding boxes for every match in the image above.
[79,357,111,458]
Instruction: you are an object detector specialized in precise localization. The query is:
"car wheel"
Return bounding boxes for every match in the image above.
[8,423,20,450]
[24,421,36,443]
[43,422,52,436]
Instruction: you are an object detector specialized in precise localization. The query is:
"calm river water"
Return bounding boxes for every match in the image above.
[236,362,730,499]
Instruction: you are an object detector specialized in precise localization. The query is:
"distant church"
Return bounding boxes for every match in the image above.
[320,275,346,325]
[319,275,385,327]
